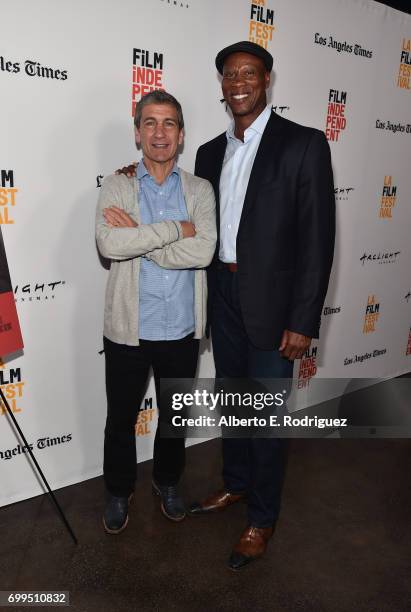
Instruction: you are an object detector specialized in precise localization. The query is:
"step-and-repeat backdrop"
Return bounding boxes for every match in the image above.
[1,0,410,505]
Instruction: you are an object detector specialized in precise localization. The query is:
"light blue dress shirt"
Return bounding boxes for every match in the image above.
[219,104,272,263]
[137,160,195,341]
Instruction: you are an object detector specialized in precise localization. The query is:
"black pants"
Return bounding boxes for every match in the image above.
[212,268,294,528]
[103,334,199,497]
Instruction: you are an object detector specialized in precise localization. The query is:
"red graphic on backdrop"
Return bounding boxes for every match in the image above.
[0,229,23,356]
[325,89,347,142]
[298,346,318,389]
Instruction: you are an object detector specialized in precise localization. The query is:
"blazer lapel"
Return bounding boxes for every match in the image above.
[239,111,286,223]
[210,135,227,206]
[208,135,227,237]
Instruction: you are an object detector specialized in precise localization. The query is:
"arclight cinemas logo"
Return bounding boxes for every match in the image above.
[272,105,290,115]
[14,280,66,303]
[159,1,190,8]
[325,89,347,142]
[131,48,164,117]
[360,250,400,266]
[334,186,354,201]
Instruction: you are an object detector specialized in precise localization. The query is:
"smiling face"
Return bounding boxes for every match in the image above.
[221,52,270,122]
[135,103,183,165]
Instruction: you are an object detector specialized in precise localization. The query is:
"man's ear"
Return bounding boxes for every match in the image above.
[178,129,184,146]
[134,125,141,145]
[265,72,270,89]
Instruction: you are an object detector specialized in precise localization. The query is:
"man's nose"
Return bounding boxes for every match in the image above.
[231,71,246,85]
[154,123,166,137]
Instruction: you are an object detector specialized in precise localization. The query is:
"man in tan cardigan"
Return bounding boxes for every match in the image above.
[96,90,216,534]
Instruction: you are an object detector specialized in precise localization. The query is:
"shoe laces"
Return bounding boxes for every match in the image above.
[164,485,178,499]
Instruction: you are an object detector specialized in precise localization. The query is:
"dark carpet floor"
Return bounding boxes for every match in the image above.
[1,437,410,612]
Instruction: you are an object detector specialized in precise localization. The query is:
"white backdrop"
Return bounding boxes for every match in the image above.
[1,0,410,506]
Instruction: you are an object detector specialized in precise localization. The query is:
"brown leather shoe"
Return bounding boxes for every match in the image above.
[188,489,245,515]
[228,525,274,570]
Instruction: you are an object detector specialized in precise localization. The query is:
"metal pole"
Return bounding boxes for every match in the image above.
[0,386,78,545]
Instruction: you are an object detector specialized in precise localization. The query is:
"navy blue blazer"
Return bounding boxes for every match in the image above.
[195,111,336,350]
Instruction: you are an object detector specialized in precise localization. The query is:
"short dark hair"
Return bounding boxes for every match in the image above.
[134,90,184,129]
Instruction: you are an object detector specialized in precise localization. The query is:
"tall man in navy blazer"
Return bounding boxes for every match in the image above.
[189,41,335,570]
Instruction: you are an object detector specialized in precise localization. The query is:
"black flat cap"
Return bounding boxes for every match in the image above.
[215,41,273,75]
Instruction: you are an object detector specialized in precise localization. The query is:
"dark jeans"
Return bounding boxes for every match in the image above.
[103,334,199,497]
[212,268,294,528]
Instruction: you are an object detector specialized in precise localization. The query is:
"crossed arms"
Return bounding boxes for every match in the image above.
[95,174,217,268]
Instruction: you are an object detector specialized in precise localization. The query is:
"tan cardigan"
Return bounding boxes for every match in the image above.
[96,169,216,346]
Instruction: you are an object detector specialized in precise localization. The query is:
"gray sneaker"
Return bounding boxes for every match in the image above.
[152,480,186,522]
[103,494,133,534]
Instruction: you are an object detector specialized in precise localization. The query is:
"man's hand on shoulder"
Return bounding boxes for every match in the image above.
[103,206,138,228]
[279,330,311,361]
[115,162,137,178]
[180,221,196,238]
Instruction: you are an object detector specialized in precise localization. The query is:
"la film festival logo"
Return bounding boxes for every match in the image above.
[397,38,410,90]
[248,0,275,49]
[363,295,380,334]
[379,176,397,219]
[0,54,68,80]
[325,89,347,142]
[297,346,318,389]
[0,170,18,225]
[135,398,156,437]
[0,359,24,417]
[131,48,164,117]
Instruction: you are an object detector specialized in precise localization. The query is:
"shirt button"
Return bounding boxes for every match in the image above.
[165,275,169,280]
[227,224,232,229]
[159,211,163,215]
[159,191,163,196]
